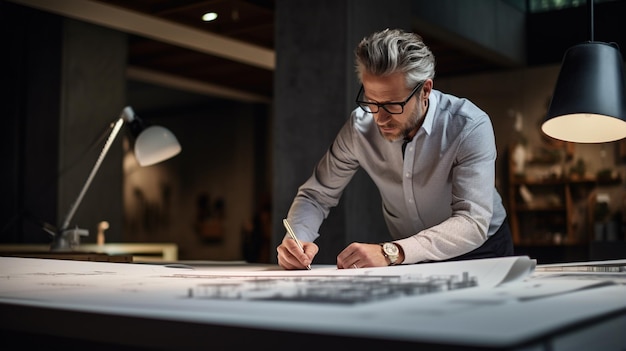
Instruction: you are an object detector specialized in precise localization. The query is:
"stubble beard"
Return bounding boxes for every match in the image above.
[379,107,422,142]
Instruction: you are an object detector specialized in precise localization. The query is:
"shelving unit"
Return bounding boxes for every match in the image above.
[507,146,596,246]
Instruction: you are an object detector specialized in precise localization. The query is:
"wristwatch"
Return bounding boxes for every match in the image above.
[381,242,400,265]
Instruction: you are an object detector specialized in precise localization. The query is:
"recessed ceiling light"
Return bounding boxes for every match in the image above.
[202,12,218,22]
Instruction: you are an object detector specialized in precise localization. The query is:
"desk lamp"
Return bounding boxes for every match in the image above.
[49,106,181,251]
[541,0,626,143]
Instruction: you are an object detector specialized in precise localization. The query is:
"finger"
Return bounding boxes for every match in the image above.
[286,240,312,268]
[278,241,311,270]
[277,250,304,270]
[336,244,360,269]
[277,243,295,269]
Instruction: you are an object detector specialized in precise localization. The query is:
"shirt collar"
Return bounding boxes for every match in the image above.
[421,90,438,136]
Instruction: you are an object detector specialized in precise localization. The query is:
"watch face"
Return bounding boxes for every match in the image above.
[384,243,399,256]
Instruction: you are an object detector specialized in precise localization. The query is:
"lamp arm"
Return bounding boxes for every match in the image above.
[58,116,125,233]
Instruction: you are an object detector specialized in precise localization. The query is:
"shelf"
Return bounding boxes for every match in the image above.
[515,205,566,211]
[510,176,597,186]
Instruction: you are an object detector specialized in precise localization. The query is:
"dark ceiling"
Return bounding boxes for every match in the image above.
[23,0,625,105]
[94,0,512,104]
[96,0,275,102]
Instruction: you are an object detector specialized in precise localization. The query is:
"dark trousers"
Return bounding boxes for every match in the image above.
[444,218,514,262]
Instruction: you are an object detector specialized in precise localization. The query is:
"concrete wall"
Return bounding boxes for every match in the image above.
[121,102,268,260]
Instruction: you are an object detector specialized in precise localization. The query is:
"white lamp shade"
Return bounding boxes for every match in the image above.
[134,125,181,166]
[542,113,626,143]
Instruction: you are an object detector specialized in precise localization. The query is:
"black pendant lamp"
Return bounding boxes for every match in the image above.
[542,0,626,143]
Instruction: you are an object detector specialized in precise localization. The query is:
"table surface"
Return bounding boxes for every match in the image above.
[1,256,625,351]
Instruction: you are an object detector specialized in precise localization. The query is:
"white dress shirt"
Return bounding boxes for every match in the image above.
[287,89,507,263]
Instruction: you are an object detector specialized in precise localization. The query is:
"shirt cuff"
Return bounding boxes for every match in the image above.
[394,237,425,264]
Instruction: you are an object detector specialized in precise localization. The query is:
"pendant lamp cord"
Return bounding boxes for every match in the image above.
[589,0,594,42]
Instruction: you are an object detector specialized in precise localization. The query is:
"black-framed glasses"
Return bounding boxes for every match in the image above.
[355,81,424,114]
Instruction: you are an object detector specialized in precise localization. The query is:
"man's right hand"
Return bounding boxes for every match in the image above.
[277,236,318,270]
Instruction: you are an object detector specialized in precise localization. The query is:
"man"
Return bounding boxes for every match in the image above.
[277,28,513,270]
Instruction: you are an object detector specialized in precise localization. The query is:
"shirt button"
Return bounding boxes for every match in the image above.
[405,172,411,178]
[408,198,413,203]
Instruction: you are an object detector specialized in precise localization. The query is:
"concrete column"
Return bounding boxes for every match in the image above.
[1,4,126,245]
[57,19,127,243]
[273,0,411,263]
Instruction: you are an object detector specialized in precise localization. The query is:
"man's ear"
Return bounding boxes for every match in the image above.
[422,79,433,98]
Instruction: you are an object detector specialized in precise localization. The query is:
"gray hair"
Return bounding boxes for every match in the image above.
[355,28,435,88]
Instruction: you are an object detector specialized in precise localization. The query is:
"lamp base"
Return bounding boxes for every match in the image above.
[50,227,89,251]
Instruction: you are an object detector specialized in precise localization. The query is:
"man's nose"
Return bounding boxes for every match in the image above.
[375,110,392,124]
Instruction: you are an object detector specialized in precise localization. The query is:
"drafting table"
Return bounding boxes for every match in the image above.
[0,256,624,350]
